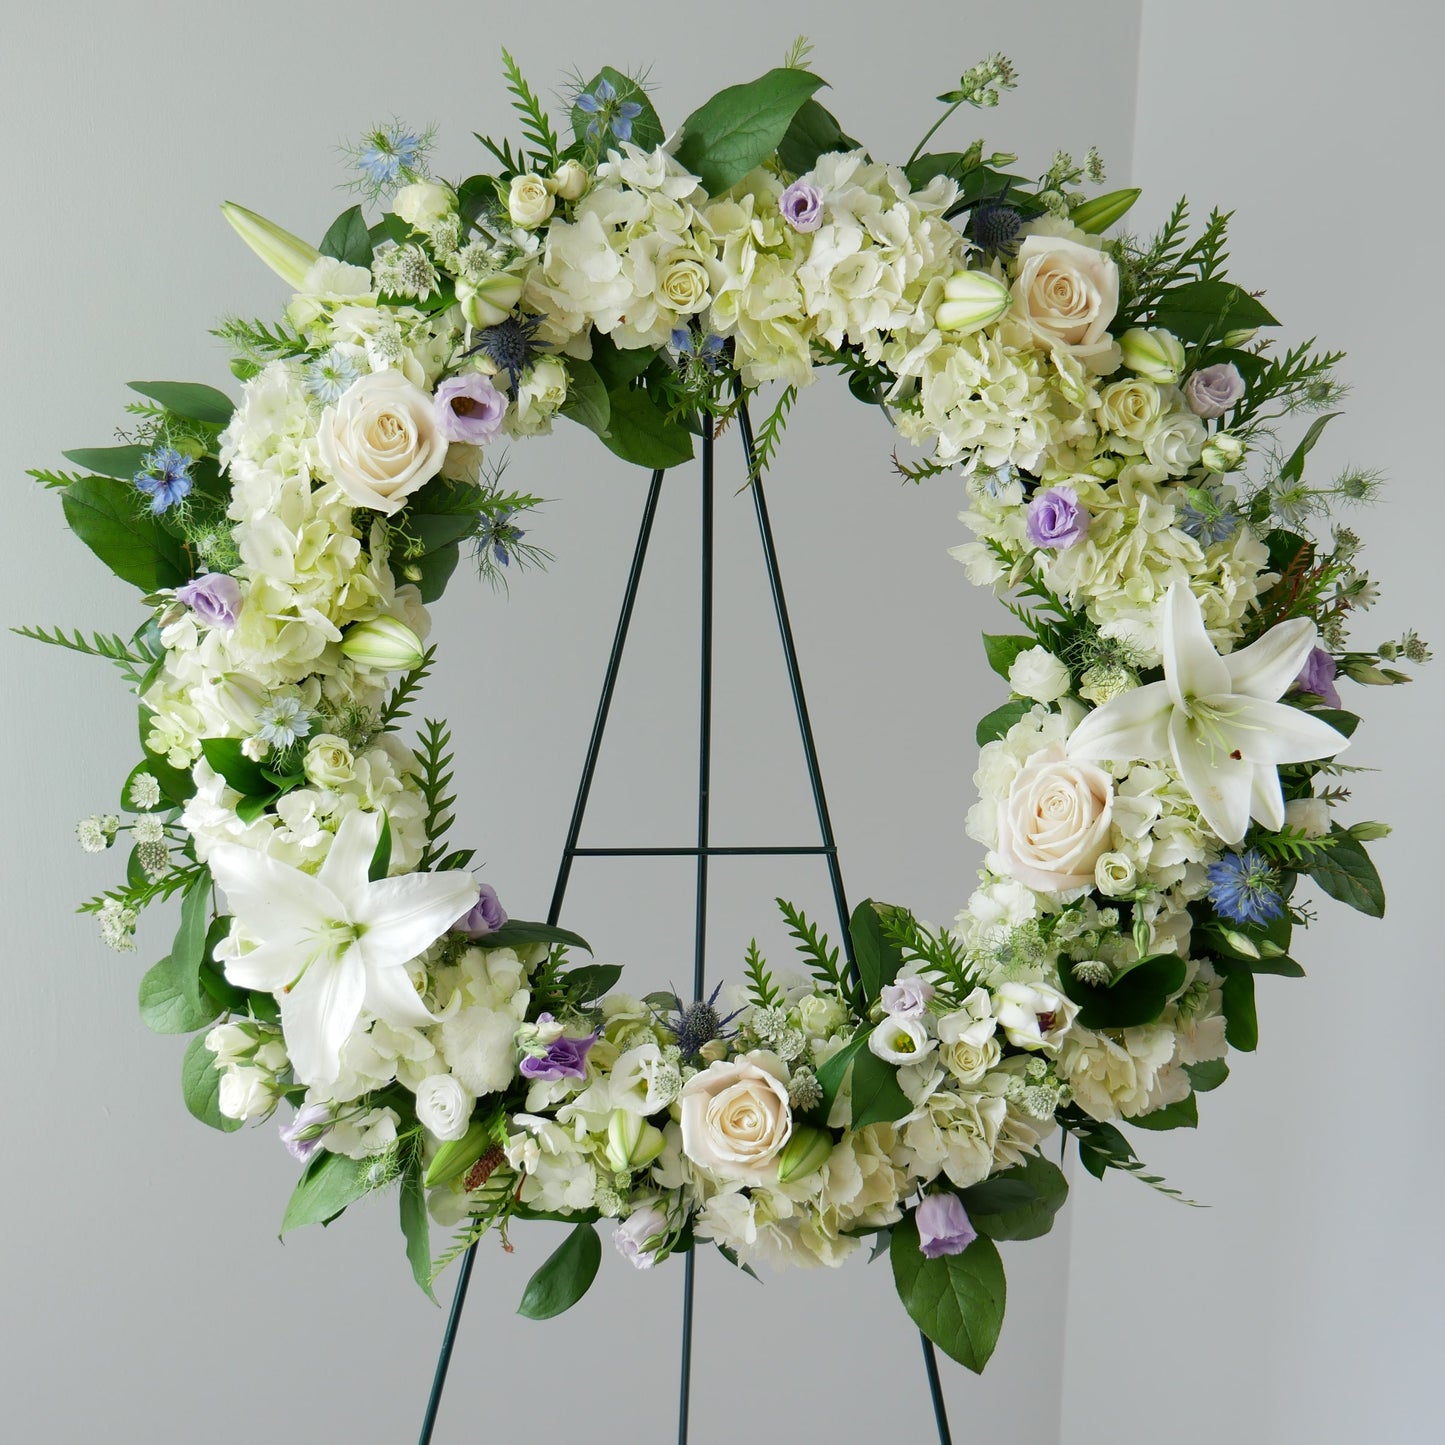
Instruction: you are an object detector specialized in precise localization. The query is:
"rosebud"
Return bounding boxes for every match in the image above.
[457,271,525,329]
[220,202,321,290]
[1201,433,1245,473]
[1219,929,1261,960]
[697,1039,729,1064]
[776,1125,834,1184]
[1283,797,1330,839]
[1119,327,1186,384]
[1341,661,1394,686]
[606,1109,666,1173]
[1221,327,1258,348]
[547,160,589,201]
[1070,186,1141,234]
[935,269,1012,334]
[393,180,456,231]
[340,616,426,672]
[1349,820,1393,842]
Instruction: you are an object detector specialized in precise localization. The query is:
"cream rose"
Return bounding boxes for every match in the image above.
[1097,377,1164,441]
[317,371,447,515]
[1143,407,1207,477]
[1010,233,1120,373]
[658,255,710,314]
[508,173,555,229]
[996,742,1114,891]
[303,733,355,789]
[679,1051,793,1183]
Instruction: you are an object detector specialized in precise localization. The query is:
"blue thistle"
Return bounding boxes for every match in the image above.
[466,314,547,394]
[1207,848,1285,926]
[657,983,741,1060]
[575,78,644,145]
[972,203,1022,253]
[132,447,194,514]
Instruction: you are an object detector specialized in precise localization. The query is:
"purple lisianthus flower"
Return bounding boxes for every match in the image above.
[779,179,824,233]
[1183,362,1245,419]
[452,882,507,938]
[614,1202,670,1270]
[1293,646,1341,709]
[278,1102,332,1164]
[433,373,507,445]
[917,1193,977,1259]
[881,976,935,1018]
[519,1015,598,1082]
[1025,486,1089,550]
[175,571,242,629]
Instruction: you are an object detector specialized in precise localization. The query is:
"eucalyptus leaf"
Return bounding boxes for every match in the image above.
[890,1213,1006,1374]
[517,1222,602,1320]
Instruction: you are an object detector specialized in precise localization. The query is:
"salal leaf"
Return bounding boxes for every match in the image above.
[485,920,592,953]
[1305,831,1385,918]
[981,634,1036,681]
[180,1032,242,1133]
[569,67,665,153]
[517,1222,602,1320]
[848,1048,912,1129]
[959,1153,1068,1241]
[890,1212,1007,1374]
[1130,1092,1199,1131]
[61,477,188,591]
[138,955,218,1034]
[318,205,374,267]
[976,698,1031,746]
[281,1151,375,1234]
[849,899,902,1005]
[127,380,235,426]
[674,68,826,194]
[1060,953,1187,1030]
[400,1158,438,1302]
[600,387,695,470]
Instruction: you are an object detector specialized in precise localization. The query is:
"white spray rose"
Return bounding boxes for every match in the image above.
[303,734,355,789]
[316,371,447,515]
[218,1067,275,1121]
[393,181,455,231]
[679,1052,793,1184]
[548,160,589,201]
[1008,646,1072,703]
[1284,797,1331,838]
[1093,850,1138,897]
[508,174,555,229]
[414,1073,476,1142]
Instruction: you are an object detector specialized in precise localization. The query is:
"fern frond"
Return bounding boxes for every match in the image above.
[744,385,797,485]
[1251,826,1339,865]
[413,718,458,870]
[890,449,955,484]
[775,899,845,994]
[743,939,781,1009]
[378,645,437,731]
[501,49,561,169]
[13,625,162,690]
[78,861,207,916]
[880,910,974,997]
[1062,1112,1202,1205]
[26,467,91,490]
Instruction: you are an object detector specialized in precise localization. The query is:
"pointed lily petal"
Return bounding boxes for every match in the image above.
[317,808,383,897]
[280,946,366,1088]
[1210,696,1351,765]
[1224,616,1318,700]
[209,843,344,946]
[362,954,435,1030]
[354,871,480,971]
[221,937,309,994]
[1162,582,1229,709]
[1250,766,1286,832]
[1066,680,1173,763]
[1169,708,1252,844]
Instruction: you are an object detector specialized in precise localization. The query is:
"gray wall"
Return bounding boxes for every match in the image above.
[1061,5,1445,1443]
[0,3,1140,1442]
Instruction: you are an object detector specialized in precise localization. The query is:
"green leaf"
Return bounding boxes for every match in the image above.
[1278,411,1341,487]
[1184,1058,1229,1093]
[1305,831,1385,917]
[180,1032,242,1132]
[1130,1092,1199,1131]
[200,738,272,798]
[975,698,1031,746]
[400,1159,438,1303]
[138,955,219,1034]
[981,634,1037,681]
[849,900,902,1004]
[517,1222,602,1320]
[485,919,592,953]
[775,96,857,175]
[600,387,695,470]
[849,1048,912,1129]
[126,380,234,426]
[815,1031,868,1118]
[588,334,656,390]
[369,811,393,882]
[168,872,215,1016]
[1221,971,1258,1051]
[890,1213,1006,1374]
[61,444,150,480]
[960,1153,1069,1241]
[674,68,826,194]
[561,963,622,1000]
[61,477,188,591]
[1060,953,1187,1029]
[1310,708,1360,738]
[281,1150,375,1234]
[560,358,611,437]
[1150,279,1280,343]
[318,205,374,267]
[569,68,665,153]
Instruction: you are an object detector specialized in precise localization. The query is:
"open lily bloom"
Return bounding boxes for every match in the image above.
[208,810,478,1088]
[1066,582,1350,845]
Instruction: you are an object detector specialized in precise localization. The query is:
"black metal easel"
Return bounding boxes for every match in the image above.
[417,398,955,1444]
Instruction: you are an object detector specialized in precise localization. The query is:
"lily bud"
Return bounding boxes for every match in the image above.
[424,1118,494,1189]
[457,271,525,329]
[1070,187,1141,234]
[340,616,426,672]
[1119,327,1185,384]
[935,269,1011,334]
[547,160,589,201]
[221,202,320,291]
[606,1109,666,1173]
[1201,433,1245,473]
[776,1124,834,1184]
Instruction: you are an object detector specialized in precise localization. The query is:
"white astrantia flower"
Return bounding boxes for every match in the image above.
[1066,582,1350,844]
[208,808,478,1088]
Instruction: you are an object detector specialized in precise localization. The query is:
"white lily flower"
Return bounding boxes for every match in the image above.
[208,810,478,1088]
[1065,582,1349,845]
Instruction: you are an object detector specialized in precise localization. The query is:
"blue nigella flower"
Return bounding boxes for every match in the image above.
[255,696,313,749]
[1178,486,1241,546]
[1207,847,1285,926]
[575,78,644,145]
[477,508,524,568]
[305,347,362,405]
[133,447,194,514]
[670,328,726,375]
[466,313,547,394]
[353,120,426,192]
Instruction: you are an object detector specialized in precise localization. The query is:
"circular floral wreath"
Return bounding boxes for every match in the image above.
[31,50,1425,1373]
